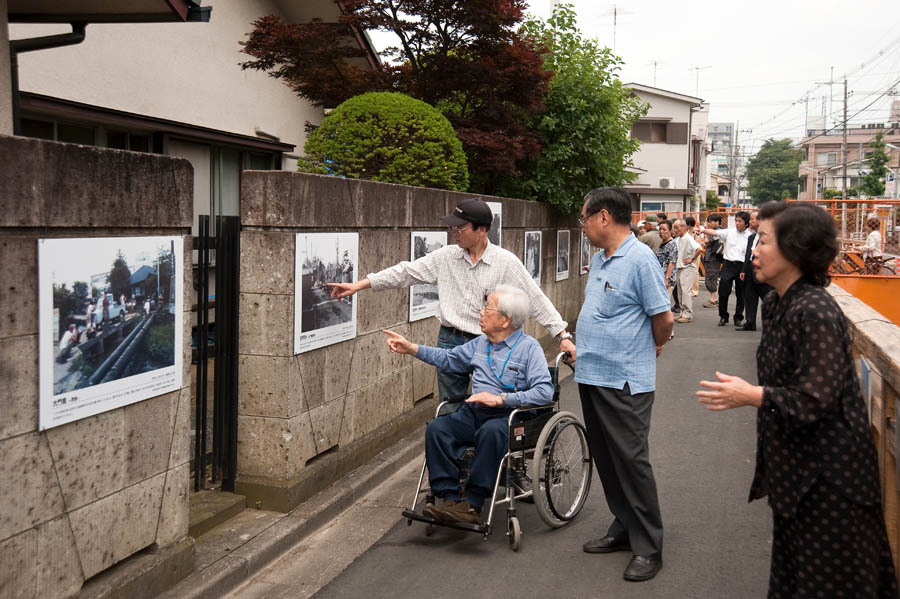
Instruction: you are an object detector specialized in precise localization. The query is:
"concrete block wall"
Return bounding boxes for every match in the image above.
[237,172,585,511]
[0,135,194,598]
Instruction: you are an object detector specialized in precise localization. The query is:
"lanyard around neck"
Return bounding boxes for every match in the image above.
[487,331,524,391]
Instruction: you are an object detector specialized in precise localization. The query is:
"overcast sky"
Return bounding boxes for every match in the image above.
[371,0,900,158]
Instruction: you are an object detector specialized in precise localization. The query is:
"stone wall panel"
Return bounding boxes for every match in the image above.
[240,231,294,295]
[296,350,326,410]
[46,410,126,511]
[348,332,387,393]
[308,398,343,453]
[236,414,314,480]
[0,236,37,338]
[323,338,354,403]
[68,472,166,579]
[238,292,293,356]
[410,187,447,228]
[36,515,83,598]
[349,179,410,228]
[0,529,36,598]
[240,355,297,418]
[155,463,190,548]
[302,175,355,228]
[0,333,38,440]
[0,433,66,541]
[123,393,179,485]
[169,388,192,468]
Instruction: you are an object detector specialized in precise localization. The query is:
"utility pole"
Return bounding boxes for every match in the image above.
[730,122,740,205]
[649,60,658,86]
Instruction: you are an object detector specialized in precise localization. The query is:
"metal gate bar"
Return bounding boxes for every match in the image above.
[194,215,211,492]
[213,216,240,491]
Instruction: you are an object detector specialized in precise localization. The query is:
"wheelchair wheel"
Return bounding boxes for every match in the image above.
[507,516,521,552]
[533,411,592,529]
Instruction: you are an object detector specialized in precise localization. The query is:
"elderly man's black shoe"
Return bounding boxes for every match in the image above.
[583,535,631,553]
[717,317,728,326]
[623,555,662,582]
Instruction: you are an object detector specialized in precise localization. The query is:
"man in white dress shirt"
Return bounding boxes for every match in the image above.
[701,211,751,327]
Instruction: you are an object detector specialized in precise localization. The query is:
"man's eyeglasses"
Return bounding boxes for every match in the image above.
[578,212,599,227]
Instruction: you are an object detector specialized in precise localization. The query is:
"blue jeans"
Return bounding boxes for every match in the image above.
[425,403,513,510]
[436,326,474,400]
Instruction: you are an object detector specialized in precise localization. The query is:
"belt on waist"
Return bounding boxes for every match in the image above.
[724,259,743,264]
[440,325,478,339]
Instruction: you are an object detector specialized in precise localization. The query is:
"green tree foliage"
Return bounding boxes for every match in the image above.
[745,139,804,205]
[107,250,131,301]
[507,4,646,214]
[53,283,78,323]
[240,1,549,189]
[300,92,469,191]
[705,189,720,210]
[72,281,89,301]
[860,131,890,197]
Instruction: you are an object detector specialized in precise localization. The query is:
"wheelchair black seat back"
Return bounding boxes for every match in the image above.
[402,352,592,551]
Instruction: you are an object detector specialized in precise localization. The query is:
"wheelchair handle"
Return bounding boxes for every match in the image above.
[555,351,575,372]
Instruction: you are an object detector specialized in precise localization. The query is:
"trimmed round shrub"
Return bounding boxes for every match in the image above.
[299,92,468,191]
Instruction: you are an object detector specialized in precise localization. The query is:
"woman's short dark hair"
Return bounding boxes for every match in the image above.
[684,215,696,227]
[707,213,722,223]
[583,187,633,225]
[760,201,837,287]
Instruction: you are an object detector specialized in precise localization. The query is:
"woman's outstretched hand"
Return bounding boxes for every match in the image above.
[697,371,764,410]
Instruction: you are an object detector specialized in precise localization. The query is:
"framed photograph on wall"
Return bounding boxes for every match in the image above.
[556,230,570,281]
[409,231,447,322]
[486,201,502,247]
[580,232,591,275]
[524,231,541,284]
[294,232,358,354]
[38,236,183,430]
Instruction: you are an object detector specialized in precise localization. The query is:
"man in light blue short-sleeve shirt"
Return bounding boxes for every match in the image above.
[574,187,673,583]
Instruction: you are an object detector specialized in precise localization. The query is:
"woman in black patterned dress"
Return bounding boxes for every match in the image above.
[697,201,897,598]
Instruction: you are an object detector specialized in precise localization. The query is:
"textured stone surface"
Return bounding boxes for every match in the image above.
[323,338,354,403]
[412,361,437,403]
[295,350,326,411]
[0,135,192,228]
[240,231,294,295]
[169,387,192,469]
[308,398,343,455]
[68,471,167,579]
[123,393,179,485]
[237,414,315,480]
[36,515,83,598]
[504,229,524,260]
[156,463,190,548]
[0,433,66,541]
[348,179,410,228]
[350,370,412,441]
[0,529,36,598]
[357,229,408,334]
[410,187,447,228]
[0,333,38,440]
[239,292,293,356]
[239,355,305,419]
[347,332,389,392]
[46,409,127,511]
[0,236,37,338]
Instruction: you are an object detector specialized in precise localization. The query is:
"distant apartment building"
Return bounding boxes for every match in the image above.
[624,83,707,214]
[708,122,733,179]
[797,122,900,201]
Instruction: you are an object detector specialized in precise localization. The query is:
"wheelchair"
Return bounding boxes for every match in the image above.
[402,352,592,551]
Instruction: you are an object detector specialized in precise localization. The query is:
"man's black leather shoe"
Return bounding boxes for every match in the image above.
[717,317,728,326]
[583,535,631,554]
[623,555,663,582]
[737,324,756,331]
[733,317,744,327]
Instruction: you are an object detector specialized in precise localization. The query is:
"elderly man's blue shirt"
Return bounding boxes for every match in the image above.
[416,329,553,407]
[575,234,670,393]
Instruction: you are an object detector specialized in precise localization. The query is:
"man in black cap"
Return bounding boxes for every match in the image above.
[329,198,575,406]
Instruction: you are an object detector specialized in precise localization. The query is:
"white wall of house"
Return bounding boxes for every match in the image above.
[0,0,12,135]
[692,103,709,207]
[9,0,322,153]
[630,91,694,189]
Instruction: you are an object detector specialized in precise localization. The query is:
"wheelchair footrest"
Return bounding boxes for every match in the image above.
[402,509,488,534]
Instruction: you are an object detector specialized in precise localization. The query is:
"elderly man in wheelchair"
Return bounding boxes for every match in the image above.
[384,285,553,526]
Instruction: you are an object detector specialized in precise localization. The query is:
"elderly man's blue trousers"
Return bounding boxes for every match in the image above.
[425,403,512,510]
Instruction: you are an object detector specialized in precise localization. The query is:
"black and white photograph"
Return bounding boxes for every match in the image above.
[294,232,358,354]
[524,231,541,284]
[556,230,570,281]
[38,236,183,430]
[580,231,592,275]
[409,231,447,322]
[486,201,502,247]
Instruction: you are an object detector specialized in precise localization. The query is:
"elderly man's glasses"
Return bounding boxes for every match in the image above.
[578,212,599,227]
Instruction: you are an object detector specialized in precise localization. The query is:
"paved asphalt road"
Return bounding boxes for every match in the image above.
[232,294,775,599]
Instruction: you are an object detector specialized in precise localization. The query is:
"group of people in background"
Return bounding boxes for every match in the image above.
[638,209,770,332]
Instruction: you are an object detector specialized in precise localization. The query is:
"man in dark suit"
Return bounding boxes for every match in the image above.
[738,210,772,331]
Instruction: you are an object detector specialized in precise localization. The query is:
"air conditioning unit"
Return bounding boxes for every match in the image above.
[658,177,675,189]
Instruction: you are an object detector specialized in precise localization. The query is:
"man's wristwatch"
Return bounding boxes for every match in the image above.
[499,393,508,406]
[557,331,573,342]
